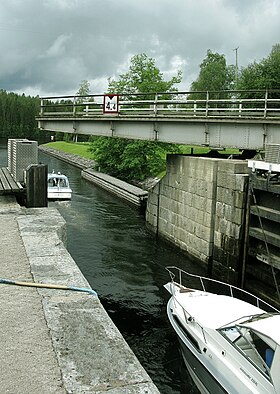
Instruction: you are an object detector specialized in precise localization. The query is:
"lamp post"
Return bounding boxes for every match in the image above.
[233,47,239,88]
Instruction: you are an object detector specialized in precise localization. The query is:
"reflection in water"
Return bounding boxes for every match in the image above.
[1,145,203,393]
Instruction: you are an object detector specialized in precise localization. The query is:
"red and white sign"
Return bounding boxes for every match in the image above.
[103,94,119,114]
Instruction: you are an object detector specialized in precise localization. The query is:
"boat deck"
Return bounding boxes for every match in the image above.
[0,167,23,195]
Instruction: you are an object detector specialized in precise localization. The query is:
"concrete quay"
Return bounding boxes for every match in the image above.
[82,169,148,209]
[0,196,160,393]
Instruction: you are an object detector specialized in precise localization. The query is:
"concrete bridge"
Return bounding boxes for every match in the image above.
[37,90,280,150]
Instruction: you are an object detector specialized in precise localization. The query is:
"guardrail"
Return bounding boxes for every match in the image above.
[165,266,280,313]
[39,90,280,119]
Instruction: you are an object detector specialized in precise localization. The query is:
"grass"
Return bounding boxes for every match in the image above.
[42,141,93,159]
[41,141,241,180]
[43,141,240,159]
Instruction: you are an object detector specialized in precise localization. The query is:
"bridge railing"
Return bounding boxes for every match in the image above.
[39,90,280,119]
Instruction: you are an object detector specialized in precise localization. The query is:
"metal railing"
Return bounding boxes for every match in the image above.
[165,266,280,313]
[39,90,280,119]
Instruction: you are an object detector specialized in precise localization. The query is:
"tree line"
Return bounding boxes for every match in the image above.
[0,90,40,139]
[1,44,280,181]
[190,44,280,93]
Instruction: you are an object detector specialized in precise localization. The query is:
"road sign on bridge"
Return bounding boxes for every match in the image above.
[103,94,119,114]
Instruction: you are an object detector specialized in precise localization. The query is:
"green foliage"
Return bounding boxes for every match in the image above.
[89,137,180,181]
[76,80,91,98]
[191,45,280,96]
[0,90,40,139]
[91,53,183,181]
[185,50,233,117]
[63,133,73,142]
[108,53,182,99]
[237,61,265,91]
[89,137,128,177]
[190,50,235,99]
[238,44,280,92]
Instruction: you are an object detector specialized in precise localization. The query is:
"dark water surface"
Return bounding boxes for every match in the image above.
[1,143,203,393]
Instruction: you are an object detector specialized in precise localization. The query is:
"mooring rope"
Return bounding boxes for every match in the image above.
[0,278,98,297]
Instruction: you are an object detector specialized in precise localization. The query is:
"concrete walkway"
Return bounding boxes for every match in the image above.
[0,196,160,393]
[0,203,65,393]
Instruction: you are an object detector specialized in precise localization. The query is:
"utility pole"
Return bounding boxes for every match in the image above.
[233,47,239,87]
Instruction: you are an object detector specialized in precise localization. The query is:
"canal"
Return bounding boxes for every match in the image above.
[1,143,204,393]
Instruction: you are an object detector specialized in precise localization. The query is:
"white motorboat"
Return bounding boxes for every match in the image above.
[47,172,72,200]
[164,266,280,394]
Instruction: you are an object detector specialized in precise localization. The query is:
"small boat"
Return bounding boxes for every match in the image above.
[164,266,280,394]
[47,171,72,200]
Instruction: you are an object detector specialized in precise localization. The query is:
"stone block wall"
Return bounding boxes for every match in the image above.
[213,161,249,283]
[146,155,249,283]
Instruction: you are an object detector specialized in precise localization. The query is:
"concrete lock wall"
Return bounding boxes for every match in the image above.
[146,155,249,283]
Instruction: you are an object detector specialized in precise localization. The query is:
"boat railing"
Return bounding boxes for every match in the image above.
[165,266,279,313]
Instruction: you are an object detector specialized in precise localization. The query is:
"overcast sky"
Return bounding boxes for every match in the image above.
[0,0,279,97]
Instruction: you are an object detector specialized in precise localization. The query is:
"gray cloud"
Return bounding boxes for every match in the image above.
[0,0,279,97]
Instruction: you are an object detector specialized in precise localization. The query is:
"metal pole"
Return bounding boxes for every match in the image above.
[233,47,239,87]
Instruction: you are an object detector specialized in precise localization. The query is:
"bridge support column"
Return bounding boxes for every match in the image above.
[146,155,249,284]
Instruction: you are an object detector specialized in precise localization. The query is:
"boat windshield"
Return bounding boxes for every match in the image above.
[240,312,276,325]
[57,178,68,187]
[48,177,69,188]
[220,324,276,378]
[224,312,276,328]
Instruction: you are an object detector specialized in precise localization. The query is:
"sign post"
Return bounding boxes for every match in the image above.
[103,94,119,114]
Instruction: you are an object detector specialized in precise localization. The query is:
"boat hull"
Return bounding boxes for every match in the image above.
[167,303,228,394]
[47,190,72,200]
[177,337,227,394]
[164,267,280,394]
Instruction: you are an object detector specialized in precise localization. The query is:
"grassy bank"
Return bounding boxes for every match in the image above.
[42,141,240,182]
[42,141,239,159]
[42,141,93,159]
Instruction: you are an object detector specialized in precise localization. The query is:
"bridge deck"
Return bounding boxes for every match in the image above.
[37,90,280,150]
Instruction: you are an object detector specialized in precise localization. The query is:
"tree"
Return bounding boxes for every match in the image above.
[90,53,183,181]
[90,136,179,181]
[73,80,91,142]
[108,53,182,99]
[0,90,40,139]
[119,139,178,181]
[191,50,235,91]
[76,80,90,98]
[238,44,280,91]
[264,44,280,89]
[190,50,235,101]
[237,61,265,91]
[236,44,280,107]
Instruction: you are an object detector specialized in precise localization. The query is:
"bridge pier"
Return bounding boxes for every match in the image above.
[146,154,280,305]
[146,155,249,285]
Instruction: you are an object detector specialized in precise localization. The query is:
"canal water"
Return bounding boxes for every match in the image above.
[1,143,204,393]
